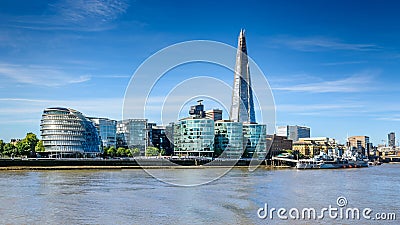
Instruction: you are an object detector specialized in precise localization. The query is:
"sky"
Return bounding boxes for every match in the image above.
[0,0,400,145]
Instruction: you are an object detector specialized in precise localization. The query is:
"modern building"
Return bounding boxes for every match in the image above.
[173,118,215,157]
[89,117,117,148]
[243,123,267,158]
[214,120,243,158]
[40,107,101,157]
[348,136,370,156]
[117,119,148,155]
[388,132,396,147]
[230,29,256,123]
[149,125,173,155]
[165,122,175,151]
[266,135,293,157]
[277,125,311,141]
[205,109,223,121]
[189,100,206,119]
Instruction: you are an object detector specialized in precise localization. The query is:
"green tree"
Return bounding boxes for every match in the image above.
[35,140,45,152]
[107,146,116,157]
[16,133,39,156]
[125,149,132,157]
[3,143,16,157]
[159,148,166,156]
[131,148,140,157]
[146,146,160,157]
[0,140,4,156]
[116,147,127,157]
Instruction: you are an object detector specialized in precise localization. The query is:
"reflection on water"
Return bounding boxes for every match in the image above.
[0,164,399,224]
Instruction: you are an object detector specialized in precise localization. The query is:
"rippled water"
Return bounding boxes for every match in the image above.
[0,164,399,224]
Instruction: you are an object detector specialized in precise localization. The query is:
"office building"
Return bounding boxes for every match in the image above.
[149,125,173,155]
[277,125,310,141]
[266,135,293,157]
[117,119,148,155]
[89,117,117,148]
[205,109,223,121]
[348,136,370,156]
[40,107,101,157]
[230,29,256,123]
[173,118,215,157]
[214,120,243,158]
[243,123,267,158]
[388,132,396,147]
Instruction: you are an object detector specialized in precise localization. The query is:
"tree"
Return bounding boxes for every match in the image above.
[16,133,39,156]
[3,143,16,157]
[107,146,116,157]
[159,148,166,156]
[125,149,132,157]
[0,140,4,156]
[35,140,45,152]
[117,147,126,157]
[146,146,160,157]
[131,148,140,157]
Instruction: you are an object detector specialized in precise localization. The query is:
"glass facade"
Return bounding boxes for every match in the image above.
[214,121,243,158]
[243,123,267,158]
[40,107,101,155]
[117,119,148,155]
[173,119,214,156]
[89,118,117,148]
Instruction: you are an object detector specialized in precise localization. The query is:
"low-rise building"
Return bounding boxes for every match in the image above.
[266,135,293,156]
[293,141,321,158]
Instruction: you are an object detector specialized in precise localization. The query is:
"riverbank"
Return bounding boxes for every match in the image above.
[0,158,266,170]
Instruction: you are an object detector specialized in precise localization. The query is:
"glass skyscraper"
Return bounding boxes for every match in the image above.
[230,29,256,123]
[40,107,101,156]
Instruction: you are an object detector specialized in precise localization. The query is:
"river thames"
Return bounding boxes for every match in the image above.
[0,164,399,224]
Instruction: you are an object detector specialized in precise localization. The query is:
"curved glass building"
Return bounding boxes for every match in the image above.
[40,107,101,156]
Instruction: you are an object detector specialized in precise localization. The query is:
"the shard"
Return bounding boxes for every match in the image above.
[230,29,256,123]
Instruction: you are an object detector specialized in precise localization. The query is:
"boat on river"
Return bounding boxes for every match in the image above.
[296,151,368,169]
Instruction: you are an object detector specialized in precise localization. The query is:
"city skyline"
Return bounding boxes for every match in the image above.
[1,1,400,145]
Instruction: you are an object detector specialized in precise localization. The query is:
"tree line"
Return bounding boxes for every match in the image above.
[0,133,44,157]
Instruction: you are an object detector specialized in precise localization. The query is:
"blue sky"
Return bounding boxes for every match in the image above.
[1,0,400,145]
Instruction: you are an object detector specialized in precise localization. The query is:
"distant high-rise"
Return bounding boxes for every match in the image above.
[388,132,396,147]
[205,109,223,121]
[277,125,311,141]
[230,29,256,123]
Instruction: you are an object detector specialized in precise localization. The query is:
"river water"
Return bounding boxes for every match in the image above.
[0,164,399,224]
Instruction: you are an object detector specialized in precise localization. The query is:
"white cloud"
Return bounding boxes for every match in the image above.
[51,0,130,23]
[0,63,91,87]
[4,0,131,32]
[273,72,377,93]
[271,36,378,52]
